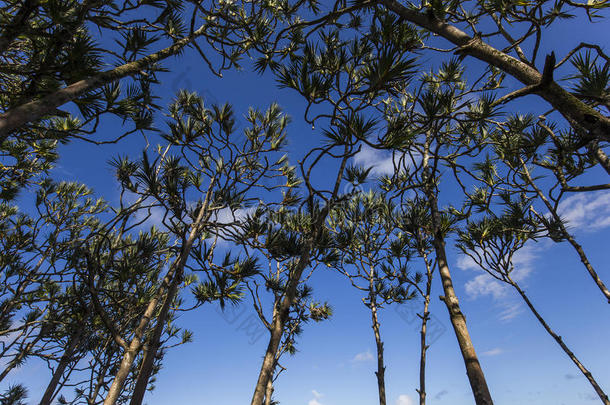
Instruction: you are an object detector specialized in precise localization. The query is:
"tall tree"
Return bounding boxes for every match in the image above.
[329,190,414,405]
[457,198,609,404]
[103,90,288,405]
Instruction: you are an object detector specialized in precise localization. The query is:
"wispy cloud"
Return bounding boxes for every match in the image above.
[352,349,374,362]
[481,347,504,356]
[557,191,610,233]
[457,242,540,321]
[308,390,324,405]
[434,390,449,400]
[353,145,415,177]
[395,394,414,405]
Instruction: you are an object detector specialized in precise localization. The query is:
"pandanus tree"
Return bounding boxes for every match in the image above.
[270,9,496,402]
[0,0,295,137]
[239,204,334,405]
[376,61,506,404]
[328,190,414,405]
[0,181,105,385]
[243,10,424,403]
[457,195,609,404]
[242,151,353,405]
[101,90,288,405]
[263,0,610,161]
[489,115,610,302]
[395,199,437,405]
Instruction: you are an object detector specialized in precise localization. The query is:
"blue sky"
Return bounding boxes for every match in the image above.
[2,4,610,405]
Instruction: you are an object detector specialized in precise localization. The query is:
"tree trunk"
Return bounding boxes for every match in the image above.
[129,274,181,405]
[103,190,213,405]
[263,377,274,405]
[417,255,433,405]
[0,25,208,139]
[39,329,84,405]
[381,0,610,144]
[511,282,609,404]
[250,249,311,405]
[370,296,387,405]
[427,196,493,405]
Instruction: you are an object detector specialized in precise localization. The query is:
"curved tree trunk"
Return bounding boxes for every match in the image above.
[511,282,609,404]
[103,189,213,405]
[128,275,180,405]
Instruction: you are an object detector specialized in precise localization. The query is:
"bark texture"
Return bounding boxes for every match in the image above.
[0,26,207,139]
[427,194,493,405]
[381,0,610,144]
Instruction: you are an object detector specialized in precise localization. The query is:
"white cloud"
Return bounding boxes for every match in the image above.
[352,349,374,362]
[497,302,524,321]
[308,390,324,405]
[353,145,415,177]
[557,191,610,232]
[458,243,540,321]
[481,347,504,356]
[212,206,257,225]
[396,394,415,405]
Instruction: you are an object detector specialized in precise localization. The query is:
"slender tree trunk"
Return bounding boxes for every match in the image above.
[417,254,433,405]
[103,186,214,405]
[39,329,84,405]
[251,152,348,405]
[420,132,493,404]
[250,249,311,405]
[129,275,181,405]
[381,0,610,144]
[370,295,387,405]
[520,159,610,303]
[511,282,609,404]
[428,197,493,405]
[0,25,208,138]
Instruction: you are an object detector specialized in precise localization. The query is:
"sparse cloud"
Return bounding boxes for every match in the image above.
[395,394,414,405]
[353,145,415,177]
[557,192,610,233]
[565,373,581,380]
[457,243,539,321]
[497,303,524,321]
[434,390,449,400]
[212,206,257,225]
[578,392,598,401]
[352,349,374,362]
[308,390,324,405]
[481,348,504,356]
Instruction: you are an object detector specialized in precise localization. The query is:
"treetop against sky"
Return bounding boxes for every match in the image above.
[0,1,609,405]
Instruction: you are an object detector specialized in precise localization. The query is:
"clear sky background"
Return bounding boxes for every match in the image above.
[2,4,610,405]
